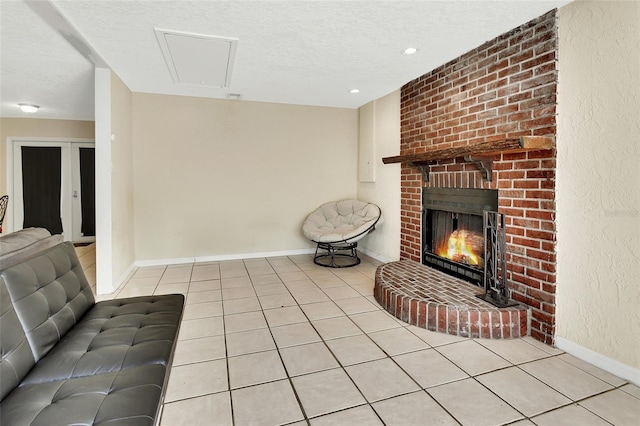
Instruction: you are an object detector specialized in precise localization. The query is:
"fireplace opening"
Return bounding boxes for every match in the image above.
[422,188,498,286]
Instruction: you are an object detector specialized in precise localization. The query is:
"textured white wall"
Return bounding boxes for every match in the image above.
[131,94,358,262]
[556,0,640,370]
[357,90,402,262]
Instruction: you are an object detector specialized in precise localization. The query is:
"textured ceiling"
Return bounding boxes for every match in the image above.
[1,0,571,121]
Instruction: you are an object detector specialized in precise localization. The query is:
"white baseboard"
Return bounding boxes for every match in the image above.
[135,248,316,268]
[95,261,136,296]
[135,257,195,267]
[113,262,137,293]
[358,247,396,264]
[555,337,640,386]
[195,248,315,263]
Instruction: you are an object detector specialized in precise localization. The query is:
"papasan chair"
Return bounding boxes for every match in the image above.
[303,199,383,268]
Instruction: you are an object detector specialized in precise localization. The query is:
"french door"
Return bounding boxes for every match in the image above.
[9,139,96,243]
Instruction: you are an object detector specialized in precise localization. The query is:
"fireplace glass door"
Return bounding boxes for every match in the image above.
[422,188,498,285]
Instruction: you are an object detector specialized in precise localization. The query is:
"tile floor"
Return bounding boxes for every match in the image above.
[88,252,639,426]
[75,242,96,292]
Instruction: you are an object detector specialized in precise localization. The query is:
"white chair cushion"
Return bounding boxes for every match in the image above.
[302,200,383,243]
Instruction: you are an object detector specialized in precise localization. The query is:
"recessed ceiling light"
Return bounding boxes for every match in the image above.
[18,104,39,113]
[349,89,360,94]
[401,47,419,55]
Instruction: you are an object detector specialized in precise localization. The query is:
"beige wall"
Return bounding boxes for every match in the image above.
[357,90,402,262]
[109,72,135,283]
[132,93,358,261]
[0,118,95,233]
[557,0,640,373]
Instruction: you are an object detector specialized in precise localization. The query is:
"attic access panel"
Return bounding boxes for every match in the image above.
[155,29,238,88]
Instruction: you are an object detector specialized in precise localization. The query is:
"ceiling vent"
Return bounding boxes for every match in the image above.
[155,29,238,88]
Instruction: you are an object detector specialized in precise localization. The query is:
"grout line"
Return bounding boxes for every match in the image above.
[218,261,236,426]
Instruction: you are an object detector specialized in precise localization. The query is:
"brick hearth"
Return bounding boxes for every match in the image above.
[396,10,558,344]
[375,260,527,339]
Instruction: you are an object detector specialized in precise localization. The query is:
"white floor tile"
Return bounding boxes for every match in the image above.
[172,335,226,365]
[476,366,571,417]
[190,264,221,281]
[183,301,223,320]
[225,328,276,357]
[557,353,627,387]
[154,282,189,295]
[186,289,222,304]
[372,391,458,426]
[161,392,232,426]
[326,335,387,366]
[579,388,640,425]
[477,336,553,364]
[232,380,304,426]
[436,339,511,376]
[407,325,467,347]
[322,286,361,300]
[346,358,420,402]
[164,359,228,403]
[292,368,366,418]
[280,342,339,376]
[312,316,362,340]
[300,301,345,320]
[228,350,287,389]
[368,327,430,356]
[221,276,252,288]
[310,405,382,426]
[271,322,321,348]
[249,273,281,285]
[223,311,267,334]
[531,403,611,426]
[222,296,261,315]
[334,296,380,315]
[186,279,221,292]
[349,310,403,333]
[291,288,331,305]
[178,316,224,340]
[253,282,288,296]
[519,357,614,401]
[393,349,468,389]
[428,378,523,426]
[263,305,308,327]
[257,292,297,309]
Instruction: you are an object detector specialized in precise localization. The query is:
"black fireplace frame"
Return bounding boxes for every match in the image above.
[422,187,498,285]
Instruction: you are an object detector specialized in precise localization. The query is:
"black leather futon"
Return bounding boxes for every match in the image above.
[0,241,184,425]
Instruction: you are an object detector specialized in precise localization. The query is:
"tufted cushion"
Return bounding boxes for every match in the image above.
[1,242,95,362]
[303,199,383,243]
[0,364,166,426]
[20,295,183,384]
[0,278,36,401]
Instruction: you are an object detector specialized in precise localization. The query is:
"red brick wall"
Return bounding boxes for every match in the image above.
[399,10,557,344]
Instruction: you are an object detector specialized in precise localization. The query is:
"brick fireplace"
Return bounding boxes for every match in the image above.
[395,10,558,344]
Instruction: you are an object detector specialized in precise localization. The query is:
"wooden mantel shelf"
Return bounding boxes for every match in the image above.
[382,136,554,182]
[382,136,553,165]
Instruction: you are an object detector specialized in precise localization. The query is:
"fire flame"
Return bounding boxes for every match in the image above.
[437,230,480,266]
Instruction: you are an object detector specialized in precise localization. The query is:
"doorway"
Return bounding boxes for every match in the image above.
[8,139,96,243]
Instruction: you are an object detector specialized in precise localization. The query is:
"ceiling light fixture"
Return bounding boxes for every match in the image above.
[402,47,419,55]
[18,104,39,113]
[349,89,360,94]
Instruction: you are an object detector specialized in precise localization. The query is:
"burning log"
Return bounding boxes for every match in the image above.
[438,229,484,269]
